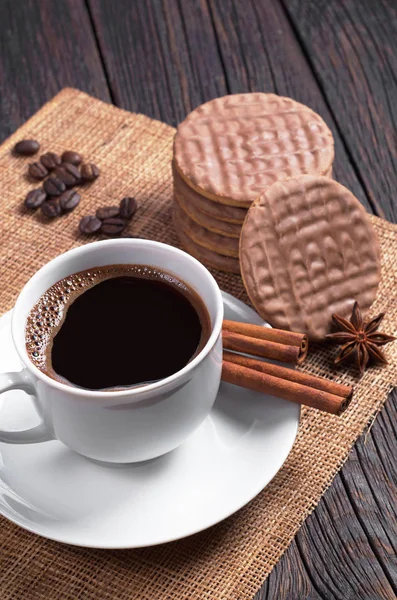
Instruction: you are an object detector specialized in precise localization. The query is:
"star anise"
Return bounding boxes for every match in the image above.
[326,301,395,376]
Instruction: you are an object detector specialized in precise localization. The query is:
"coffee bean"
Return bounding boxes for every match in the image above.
[55,162,81,187]
[59,189,81,212]
[14,139,40,156]
[79,215,102,234]
[119,196,137,220]
[44,176,66,196]
[28,162,48,180]
[101,218,127,236]
[96,206,120,220]
[40,152,61,170]
[61,151,82,166]
[24,188,47,209]
[80,163,100,182]
[41,200,61,218]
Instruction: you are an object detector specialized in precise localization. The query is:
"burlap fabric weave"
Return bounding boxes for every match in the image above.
[0,89,396,600]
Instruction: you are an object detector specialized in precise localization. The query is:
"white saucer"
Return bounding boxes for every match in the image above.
[0,292,299,548]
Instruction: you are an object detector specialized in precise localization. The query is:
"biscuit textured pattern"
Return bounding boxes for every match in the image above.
[174,93,334,206]
[240,176,381,340]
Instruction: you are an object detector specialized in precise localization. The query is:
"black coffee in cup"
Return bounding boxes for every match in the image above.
[26,265,211,390]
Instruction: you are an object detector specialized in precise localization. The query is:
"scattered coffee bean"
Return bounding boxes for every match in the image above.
[59,189,81,212]
[41,200,61,218]
[79,215,102,234]
[61,150,82,166]
[40,152,61,170]
[14,139,40,156]
[80,163,100,182]
[55,162,81,187]
[28,162,48,180]
[101,218,127,236]
[96,206,120,220]
[44,176,66,196]
[24,188,47,209]
[119,196,137,220]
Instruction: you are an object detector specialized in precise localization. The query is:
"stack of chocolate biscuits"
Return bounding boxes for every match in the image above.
[173,93,334,274]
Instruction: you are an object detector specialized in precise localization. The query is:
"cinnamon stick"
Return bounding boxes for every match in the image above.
[223,351,352,401]
[222,360,352,415]
[222,329,307,365]
[223,319,306,347]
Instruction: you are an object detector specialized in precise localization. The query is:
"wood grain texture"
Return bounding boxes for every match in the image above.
[88,0,226,125]
[0,0,110,142]
[0,0,396,598]
[255,404,397,599]
[282,0,397,222]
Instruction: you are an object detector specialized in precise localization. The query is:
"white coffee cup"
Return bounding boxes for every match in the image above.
[0,240,223,463]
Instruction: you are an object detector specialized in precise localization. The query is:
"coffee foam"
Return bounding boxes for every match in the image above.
[25,264,200,381]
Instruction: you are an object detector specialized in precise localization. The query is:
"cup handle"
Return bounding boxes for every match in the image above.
[0,369,53,444]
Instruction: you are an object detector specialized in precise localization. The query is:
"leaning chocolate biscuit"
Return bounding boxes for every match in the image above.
[174,210,240,274]
[174,203,239,258]
[240,176,381,340]
[174,93,334,207]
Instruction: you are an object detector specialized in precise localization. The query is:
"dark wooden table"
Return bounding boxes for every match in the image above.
[1,1,396,598]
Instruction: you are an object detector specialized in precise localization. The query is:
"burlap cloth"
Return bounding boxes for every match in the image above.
[0,89,396,600]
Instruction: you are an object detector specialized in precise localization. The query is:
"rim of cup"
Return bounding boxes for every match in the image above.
[12,239,224,399]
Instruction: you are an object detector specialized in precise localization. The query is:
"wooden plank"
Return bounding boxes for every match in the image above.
[0,0,110,142]
[88,0,226,125]
[255,539,323,600]
[282,0,397,222]
[296,469,396,599]
[349,399,397,587]
[255,393,397,599]
[255,393,397,600]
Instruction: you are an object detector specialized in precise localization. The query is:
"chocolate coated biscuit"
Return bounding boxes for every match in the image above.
[174,203,239,258]
[174,193,241,239]
[173,162,247,224]
[174,93,334,207]
[240,176,380,340]
[173,211,240,274]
